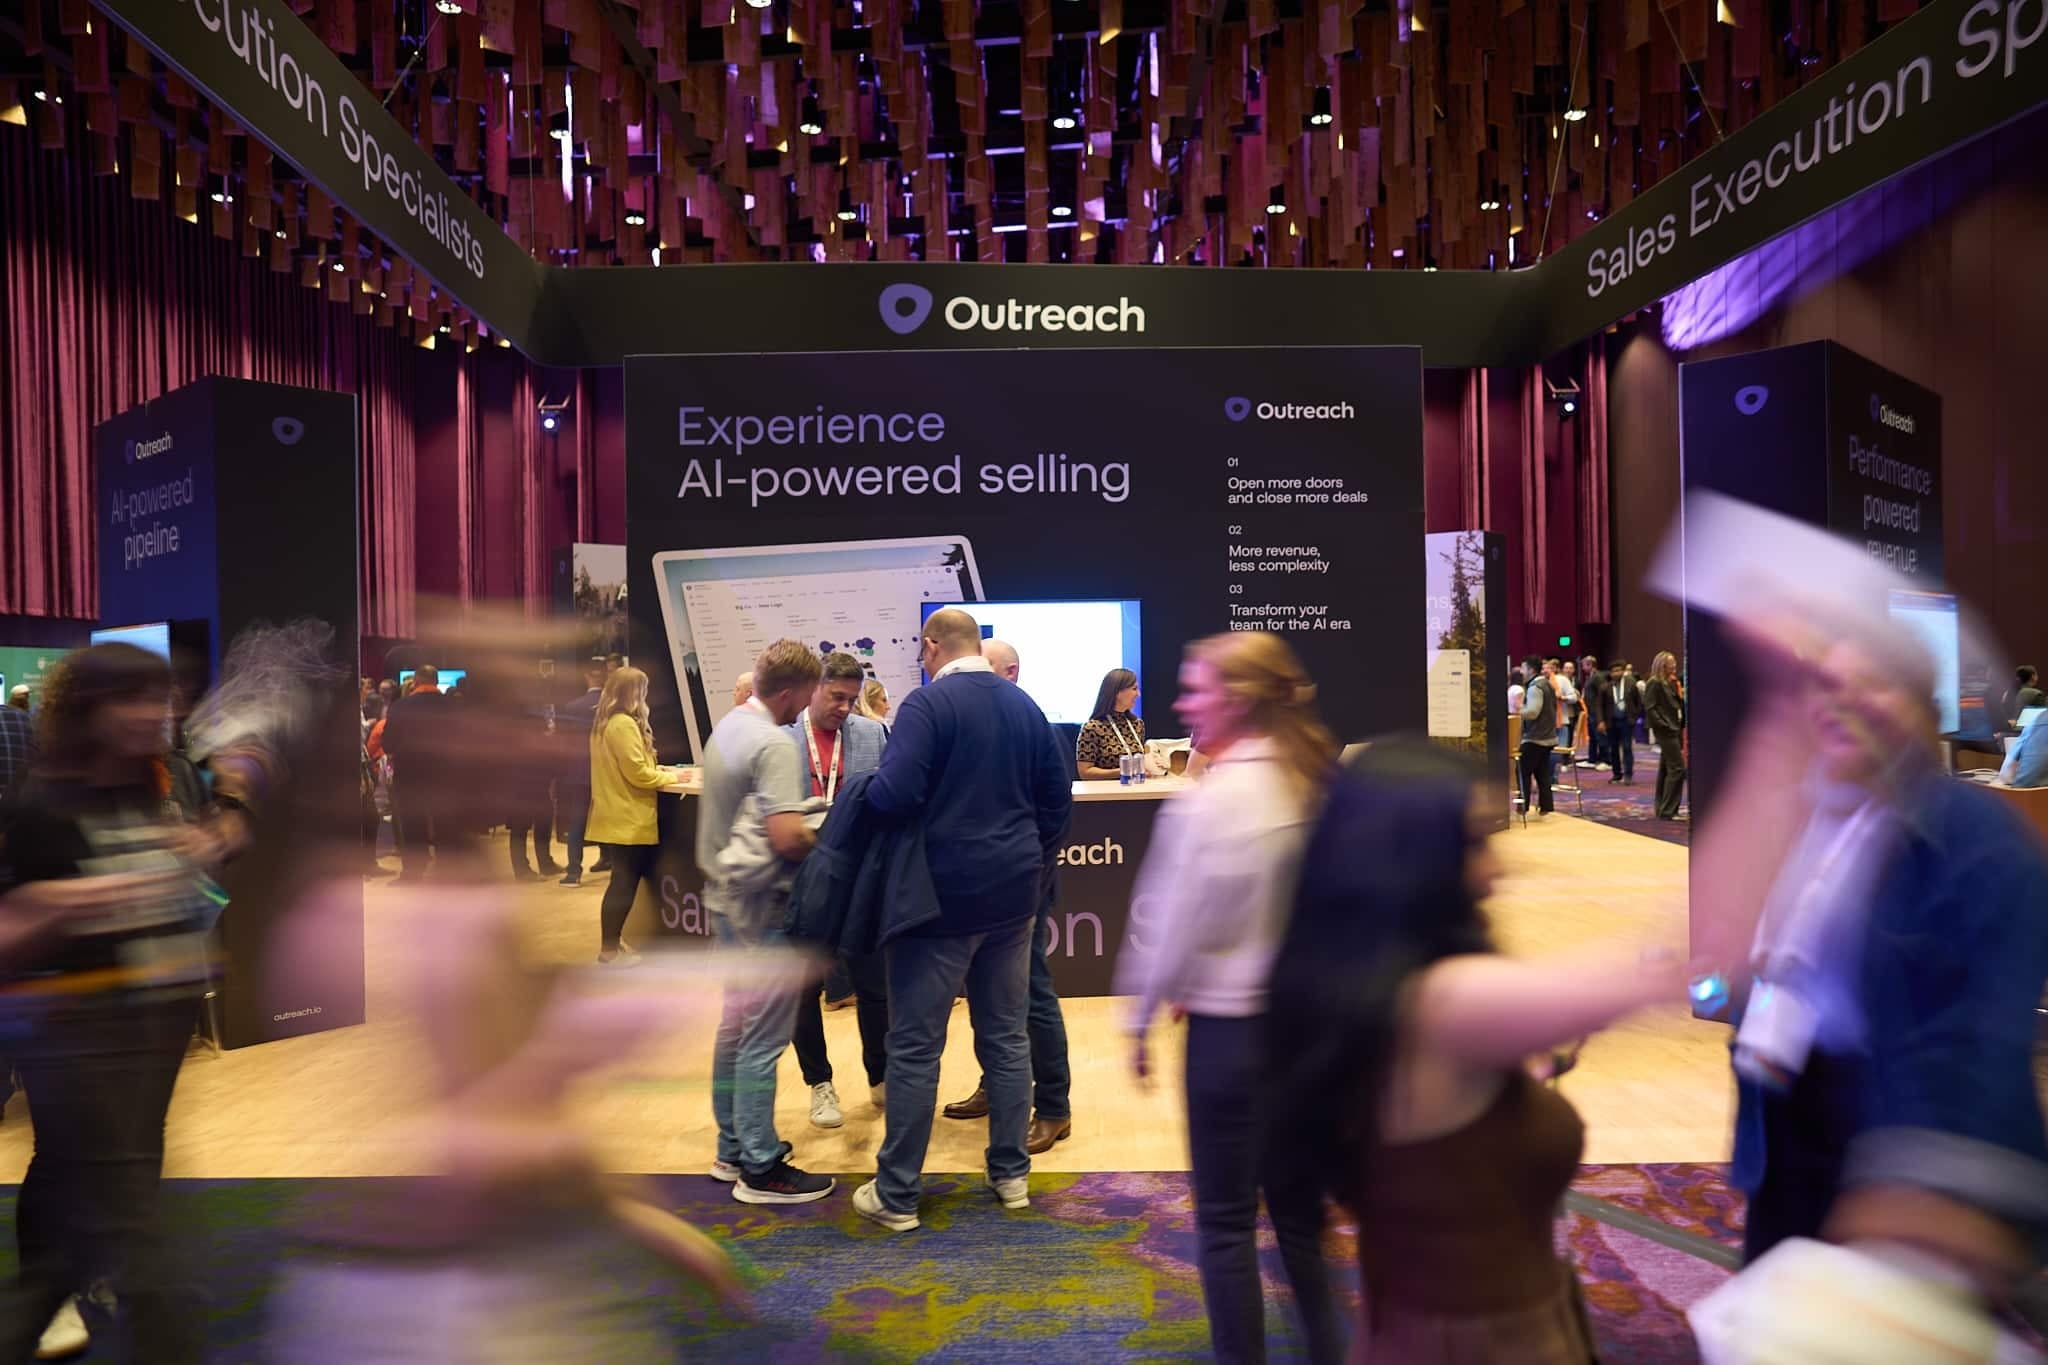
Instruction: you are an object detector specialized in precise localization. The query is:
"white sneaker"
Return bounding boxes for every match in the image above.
[597,944,644,968]
[35,1298,88,1361]
[809,1081,844,1129]
[708,1159,741,1183]
[869,1083,887,1111]
[988,1175,1029,1210]
[853,1179,919,1232]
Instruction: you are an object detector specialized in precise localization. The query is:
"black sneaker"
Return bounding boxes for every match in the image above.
[733,1160,836,1206]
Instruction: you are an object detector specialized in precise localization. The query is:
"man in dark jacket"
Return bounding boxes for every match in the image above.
[1517,655,1559,817]
[381,667,452,882]
[853,609,1072,1232]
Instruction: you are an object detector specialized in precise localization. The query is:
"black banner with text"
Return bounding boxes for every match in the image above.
[625,346,1424,762]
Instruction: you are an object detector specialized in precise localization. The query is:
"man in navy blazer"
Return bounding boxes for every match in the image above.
[784,652,891,1130]
[853,609,1073,1232]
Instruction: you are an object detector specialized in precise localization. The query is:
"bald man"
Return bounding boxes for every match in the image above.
[731,672,754,708]
[853,610,1074,1232]
[940,638,1072,1154]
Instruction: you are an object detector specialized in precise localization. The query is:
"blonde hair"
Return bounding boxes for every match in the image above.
[857,678,890,719]
[1650,651,1678,683]
[1188,631,1336,797]
[594,665,653,749]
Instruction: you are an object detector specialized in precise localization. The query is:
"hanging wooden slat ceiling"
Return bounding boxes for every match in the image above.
[0,0,1927,342]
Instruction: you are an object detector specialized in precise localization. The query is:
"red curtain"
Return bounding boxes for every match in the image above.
[1518,367,1549,622]
[1459,369,1490,532]
[0,124,417,635]
[1576,345,1611,625]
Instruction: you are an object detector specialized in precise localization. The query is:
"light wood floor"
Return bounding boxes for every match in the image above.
[0,812,1731,1180]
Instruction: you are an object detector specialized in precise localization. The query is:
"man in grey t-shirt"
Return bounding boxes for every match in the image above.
[696,639,830,1206]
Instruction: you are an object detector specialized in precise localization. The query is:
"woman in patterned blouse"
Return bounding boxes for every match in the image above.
[1075,668,1146,779]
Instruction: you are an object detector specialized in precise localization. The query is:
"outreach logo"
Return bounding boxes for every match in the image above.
[1733,385,1771,416]
[877,282,1145,336]
[878,283,933,336]
[125,432,175,464]
[1223,396,1356,422]
[272,416,306,446]
[1870,394,1916,435]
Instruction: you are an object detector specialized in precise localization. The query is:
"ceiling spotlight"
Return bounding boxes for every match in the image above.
[1308,87,1333,127]
[496,336,512,348]
[274,228,288,239]
[1423,264,1439,272]
[1052,111,1077,131]
[1479,192,1502,211]
[549,112,571,142]
[438,323,452,334]
[537,396,570,434]
[540,412,559,432]
[1266,184,1286,216]
[32,89,60,104]
[211,190,233,204]
[623,209,646,226]
[331,259,346,272]
[1547,378,1582,415]
[1391,247,1406,258]
[1051,204,1072,218]
[1587,208,1601,220]
[745,0,772,8]
[799,93,824,136]
[1562,106,1589,122]
[435,0,463,13]
[835,188,860,222]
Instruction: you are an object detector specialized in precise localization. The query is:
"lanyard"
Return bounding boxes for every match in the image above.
[802,712,843,804]
[1751,799,1883,973]
[1107,713,1141,756]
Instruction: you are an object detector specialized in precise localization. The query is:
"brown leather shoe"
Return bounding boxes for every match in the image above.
[1026,1115,1072,1155]
[941,1086,988,1120]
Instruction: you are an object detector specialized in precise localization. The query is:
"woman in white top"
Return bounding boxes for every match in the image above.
[1115,631,1342,1365]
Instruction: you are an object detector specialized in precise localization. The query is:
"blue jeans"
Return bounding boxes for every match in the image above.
[1608,722,1635,781]
[976,893,1073,1119]
[876,916,1034,1213]
[710,912,801,1175]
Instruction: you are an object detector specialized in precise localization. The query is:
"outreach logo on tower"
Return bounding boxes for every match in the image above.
[272,416,307,446]
[1223,396,1252,422]
[125,432,175,464]
[875,282,1146,336]
[1870,394,1917,434]
[1733,385,1771,416]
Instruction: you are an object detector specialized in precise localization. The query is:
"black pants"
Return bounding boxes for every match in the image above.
[0,994,202,1364]
[1655,734,1687,818]
[597,843,660,951]
[1184,1014,1343,1365]
[1742,1051,1862,1264]
[557,784,592,875]
[1608,723,1635,782]
[506,793,557,874]
[792,951,889,1089]
[1519,740,1555,814]
[393,774,435,874]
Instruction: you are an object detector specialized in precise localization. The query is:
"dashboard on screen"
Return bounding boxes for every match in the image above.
[1886,589,1962,735]
[919,599,1141,726]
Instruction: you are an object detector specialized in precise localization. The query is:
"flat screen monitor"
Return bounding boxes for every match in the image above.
[1885,589,1961,735]
[398,668,467,691]
[91,621,172,659]
[919,599,1142,726]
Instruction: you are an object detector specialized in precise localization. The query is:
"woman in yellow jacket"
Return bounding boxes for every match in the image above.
[586,666,672,965]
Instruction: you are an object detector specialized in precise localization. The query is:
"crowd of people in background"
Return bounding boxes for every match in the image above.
[1510,651,1685,820]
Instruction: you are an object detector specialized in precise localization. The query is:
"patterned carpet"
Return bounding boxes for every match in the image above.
[10,1165,1739,1362]
[1553,745,1692,847]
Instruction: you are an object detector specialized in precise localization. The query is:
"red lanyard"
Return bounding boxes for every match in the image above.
[802,713,843,803]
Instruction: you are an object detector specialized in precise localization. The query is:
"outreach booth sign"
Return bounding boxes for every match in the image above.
[625,345,1424,995]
